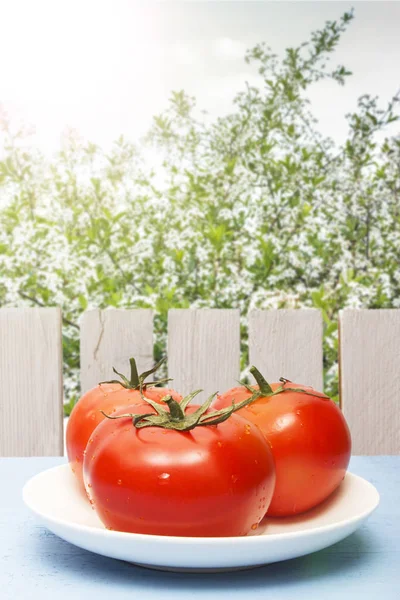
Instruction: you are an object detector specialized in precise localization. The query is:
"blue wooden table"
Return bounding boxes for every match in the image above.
[1,456,399,599]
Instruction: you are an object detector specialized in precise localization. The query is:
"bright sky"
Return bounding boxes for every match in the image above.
[0,0,399,153]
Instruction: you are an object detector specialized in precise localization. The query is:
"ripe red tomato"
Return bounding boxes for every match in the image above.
[66,358,182,493]
[213,369,351,517]
[83,397,276,537]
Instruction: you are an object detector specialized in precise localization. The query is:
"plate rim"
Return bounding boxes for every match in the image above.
[23,463,380,545]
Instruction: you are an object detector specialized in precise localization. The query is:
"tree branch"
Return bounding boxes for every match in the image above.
[18,291,79,330]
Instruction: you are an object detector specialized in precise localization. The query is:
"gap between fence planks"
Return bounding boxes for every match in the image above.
[80,309,154,393]
[0,307,63,457]
[340,309,400,455]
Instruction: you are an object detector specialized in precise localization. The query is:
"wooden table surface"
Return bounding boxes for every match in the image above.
[1,456,399,599]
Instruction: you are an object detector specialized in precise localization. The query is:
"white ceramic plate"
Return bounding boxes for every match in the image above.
[23,464,379,572]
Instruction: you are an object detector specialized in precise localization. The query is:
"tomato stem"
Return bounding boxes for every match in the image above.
[99,356,170,390]
[247,368,329,400]
[129,358,140,388]
[162,395,185,421]
[249,366,273,395]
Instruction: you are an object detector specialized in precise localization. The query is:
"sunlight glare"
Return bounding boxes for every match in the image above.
[0,0,164,151]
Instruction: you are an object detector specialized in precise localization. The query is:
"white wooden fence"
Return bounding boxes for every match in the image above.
[0,308,399,457]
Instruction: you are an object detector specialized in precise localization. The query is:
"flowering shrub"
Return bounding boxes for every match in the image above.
[1,11,399,411]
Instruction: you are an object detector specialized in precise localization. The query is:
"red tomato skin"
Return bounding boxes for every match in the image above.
[66,384,182,493]
[83,404,276,537]
[213,382,351,517]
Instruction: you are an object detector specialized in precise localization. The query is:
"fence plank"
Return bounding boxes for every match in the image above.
[0,307,63,457]
[339,309,400,455]
[248,309,324,391]
[80,309,154,393]
[168,309,240,402]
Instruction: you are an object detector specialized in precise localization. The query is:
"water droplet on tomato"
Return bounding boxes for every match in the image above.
[89,438,94,444]
[106,498,109,503]
[158,473,170,480]
[117,479,122,485]
[254,459,258,464]
[251,523,258,530]
[91,413,96,420]
[162,431,168,435]
[231,474,238,483]
[91,455,96,461]
[217,441,222,447]
[245,424,251,435]
[83,450,87,456]
[87,483,92,488]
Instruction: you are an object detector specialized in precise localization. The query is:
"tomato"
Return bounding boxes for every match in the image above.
[213,368,351,517]
[83,393,276,537]
[66,358,182,493]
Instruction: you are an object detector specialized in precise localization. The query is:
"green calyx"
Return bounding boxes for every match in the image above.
[99,357,171,390]
[100,364,329,432]
[101,387,262,432]
[245,366,329,400]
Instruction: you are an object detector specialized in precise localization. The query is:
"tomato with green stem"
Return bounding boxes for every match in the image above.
[213,367,351,517]
[66,357,182,493]
[83,389,276,537]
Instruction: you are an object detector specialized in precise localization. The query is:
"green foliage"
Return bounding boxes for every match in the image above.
[1,10,399,408]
